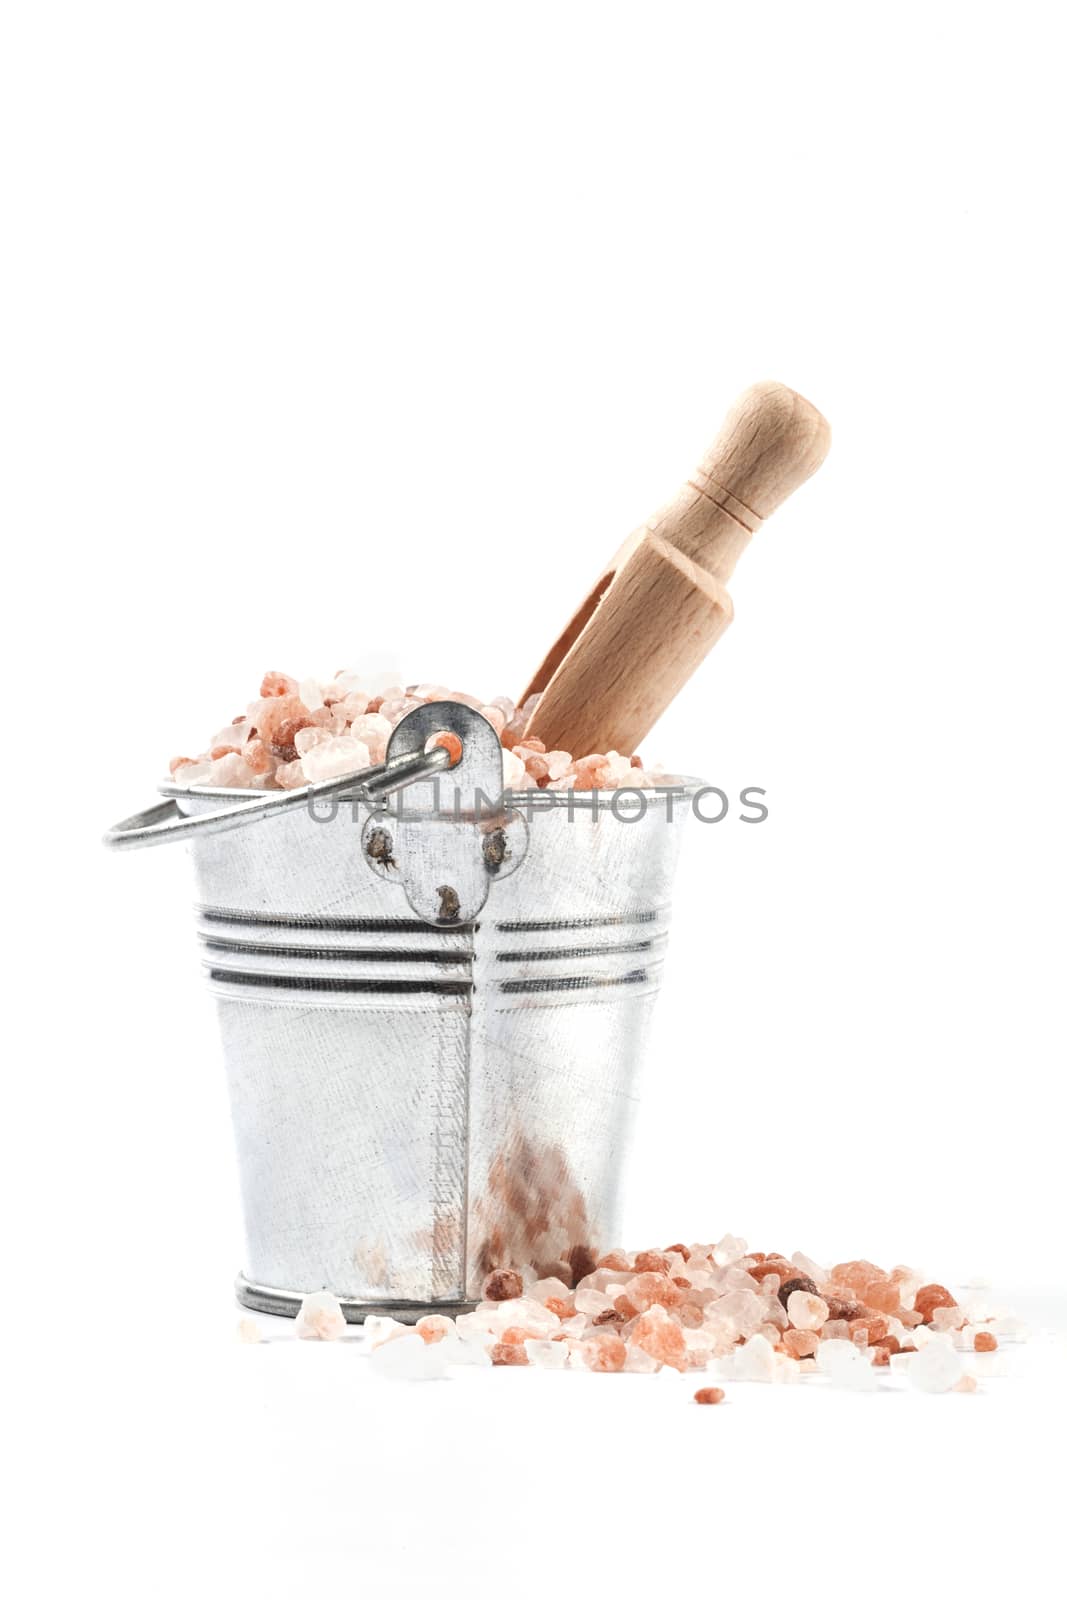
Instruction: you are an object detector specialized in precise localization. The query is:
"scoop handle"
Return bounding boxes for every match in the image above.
[521,382,830,757]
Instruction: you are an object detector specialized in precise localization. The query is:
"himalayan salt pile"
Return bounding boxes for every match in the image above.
[279,1237,1021,1397]
[169,670,672,793]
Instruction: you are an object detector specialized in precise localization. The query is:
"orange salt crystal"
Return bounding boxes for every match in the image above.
[748,1257,793,1284]
[490,1342,529,1366]
[914,1284,957,1323]
[414,1314,453,1344]
[429,730,463,766]
[633,1250,674,1275]
[500,1327,528,1345]
[782,1328,820,1360]
[483,1268,523,1301]
[169,756,194,774]
[850,1315,889,1347]
[544,1296,573,1319]
[665,1243,691,1261]
[870,1346,891,1368]
[693,1387,725,1405]
[862,1279,901,1314]
[614,1293,639,1320]
[582,1334,627,1372]
[974,1331,998,1352]
[597,1251,632,1271]
[627,1272,685,1311]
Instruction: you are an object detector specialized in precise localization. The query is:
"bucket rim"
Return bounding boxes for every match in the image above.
[160,773,712,810]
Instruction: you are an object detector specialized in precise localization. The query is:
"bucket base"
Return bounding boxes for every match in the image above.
[236,1274,478,1325]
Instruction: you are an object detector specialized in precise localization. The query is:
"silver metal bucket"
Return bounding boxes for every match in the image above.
[107,702,700,1320]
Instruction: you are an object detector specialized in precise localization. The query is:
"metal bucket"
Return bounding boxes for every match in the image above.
[107,702,700,1320]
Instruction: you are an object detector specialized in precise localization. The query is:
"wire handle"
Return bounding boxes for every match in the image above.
[103,745,451,851]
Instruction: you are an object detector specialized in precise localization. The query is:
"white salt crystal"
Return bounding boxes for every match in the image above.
[501,749,526,790]
[791,1252,828,1283]
[294,726,333,757]
[299,678,325,712]
[712,1234,749,1267]
[294,1290,347,1342]
[369,1334,448,1381]
[528,1276,572,1305]
[526,1339,569,1370]
[236,1318,262,1344]
[818,1337,879,1391]
[909,1339,965,1394]
[787,1291,829,1330]
[173,760,214,785]
[988,1315,1026,1342]
[722,1332,776,1382]
[300,737,372,783]
[441,1336,492,1368]
[574,1287,613,1316]
[624,1343,660,1374]
[363,1314,410,1350]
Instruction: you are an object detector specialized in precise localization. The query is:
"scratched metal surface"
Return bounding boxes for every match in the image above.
[176,735,699,1320]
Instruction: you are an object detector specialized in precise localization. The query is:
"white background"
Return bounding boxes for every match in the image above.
[4,3,1065,1596]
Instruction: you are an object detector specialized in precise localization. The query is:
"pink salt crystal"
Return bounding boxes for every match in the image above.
[202,752,257,788]
[631,1307,688,1371]
[490,1342,529,1366]
[341,691,372,720]
[294,1290,347,1341]
[581,1334,628,1372]
[501,749,527,789]
[954,1373,979,1393]
[236,1318,262,1344]
[931,1304,967,1333]
[274,759,307,790]
[596,1250,632,1271]
[299,678,325,712]
[544,750,573,780]
[243,738,274,775]
[260,671,298,697]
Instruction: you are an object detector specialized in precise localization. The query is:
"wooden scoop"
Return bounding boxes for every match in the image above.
[521,381,830,757]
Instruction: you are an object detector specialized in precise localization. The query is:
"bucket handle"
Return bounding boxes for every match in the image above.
[103,745,451,851]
